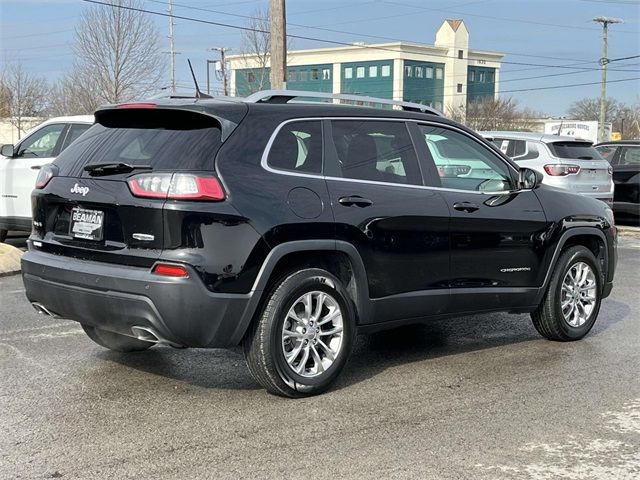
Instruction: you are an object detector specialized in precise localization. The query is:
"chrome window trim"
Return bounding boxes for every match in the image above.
[260,116,521,195]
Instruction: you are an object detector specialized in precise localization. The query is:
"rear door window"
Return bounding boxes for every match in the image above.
[619,146,640,165]
[54,109,223,176]
[330,120,422,185]
[548,142,602,160]
[594,145,618,163]
[60,123,92,151]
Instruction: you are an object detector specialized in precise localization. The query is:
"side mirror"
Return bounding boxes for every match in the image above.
[1,144,15,158]
[518,167,543,190]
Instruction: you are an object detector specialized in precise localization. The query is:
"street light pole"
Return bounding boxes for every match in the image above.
[593,16,622,143]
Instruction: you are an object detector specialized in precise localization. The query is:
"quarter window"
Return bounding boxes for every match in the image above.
[330,120,422,185]
[417,125,513,192]
[267,121,323,174]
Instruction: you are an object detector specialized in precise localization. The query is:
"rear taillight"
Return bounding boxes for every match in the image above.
[607,165,613,175]
[116,103,156,109]
[35,164,57,189]
[152,263,189,278]
[543,164,580,176]
[127,173,225,201]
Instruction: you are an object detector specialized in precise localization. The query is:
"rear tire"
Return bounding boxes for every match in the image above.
[531,245,602,341]
[243,268,356,398]
[0,230,7,243]
[82,324,154,352]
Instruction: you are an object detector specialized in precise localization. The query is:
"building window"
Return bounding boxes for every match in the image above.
[415,66,423,78]
[425,67,433,79]
[344,67,353,79]
[487,71,494,82]
[322,68,331,80]
[369,65,378,77]
[457,83,463,93]
[287,70,297,82]
[479,71,485,82]
[300,70,308,81]
[381,65,391,77]
[468,71,475,82]
[247,72,256,83]
[458,49,464,59]
[311,68,319,80]
[356,66,365,78]
[436,68,443,80]
[405,65,413,77]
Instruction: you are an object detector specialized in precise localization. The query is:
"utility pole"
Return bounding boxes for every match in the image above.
[269,0,287,90]
[593,16,622,143]
[208,47,229,96]
[168,0,177,93]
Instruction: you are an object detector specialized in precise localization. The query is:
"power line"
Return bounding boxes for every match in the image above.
[81,0,633,74]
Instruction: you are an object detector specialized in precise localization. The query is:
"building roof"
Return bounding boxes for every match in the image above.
[481,131,596,144]
[446,19,464,32]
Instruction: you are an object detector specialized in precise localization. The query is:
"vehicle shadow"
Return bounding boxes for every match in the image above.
[4,232,28,251]
[98,299,629,394]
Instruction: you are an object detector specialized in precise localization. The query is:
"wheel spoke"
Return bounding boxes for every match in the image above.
[312,292,325,322]
[317,339,335,361]
[283,329,304,339]
[295,346,310,374]
[286,342,304,365]
[302,293,313,320]
[310,346,324,373]
[318,307,341,326]
[288,310,305,326]
[319,325,343,336]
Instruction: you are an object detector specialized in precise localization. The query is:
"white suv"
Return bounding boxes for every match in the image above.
[0,115,93,242]
[482,132,614,204]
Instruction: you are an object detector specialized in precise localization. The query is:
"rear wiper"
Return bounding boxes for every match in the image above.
[577,156,594,160]
[84,162,153,176]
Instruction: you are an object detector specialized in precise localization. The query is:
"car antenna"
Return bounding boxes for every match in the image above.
[556,118,564,136]
[187,59,213,99]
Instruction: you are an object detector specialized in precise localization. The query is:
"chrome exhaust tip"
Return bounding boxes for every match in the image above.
[32,302,60,318]
[131,326,183,348]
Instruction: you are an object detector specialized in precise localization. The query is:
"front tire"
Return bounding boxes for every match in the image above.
[82,324,154,352]
[243,268,356,397]
[531,245,602,341]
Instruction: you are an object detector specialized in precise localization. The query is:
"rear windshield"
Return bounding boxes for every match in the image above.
[54,109,223,176]
[548,141,603,160]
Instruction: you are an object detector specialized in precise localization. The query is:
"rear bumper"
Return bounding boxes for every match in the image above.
[21,249,254,348]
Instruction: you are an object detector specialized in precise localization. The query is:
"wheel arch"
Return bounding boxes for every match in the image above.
[230,240,371,346]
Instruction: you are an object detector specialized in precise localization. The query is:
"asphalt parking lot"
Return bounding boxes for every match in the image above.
[1,235,638,479]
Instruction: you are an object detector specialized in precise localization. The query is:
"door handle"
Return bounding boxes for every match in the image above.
[30,165,43,170]
[453,201,480,213]
[338,195,373,208]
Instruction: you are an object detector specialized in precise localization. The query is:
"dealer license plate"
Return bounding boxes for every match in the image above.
[69,207,104,241]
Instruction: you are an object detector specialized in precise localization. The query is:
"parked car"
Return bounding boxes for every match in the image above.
[482,132,614,205]
[0,115,94,242]
[22,91,616,397]
[594,140,640,221]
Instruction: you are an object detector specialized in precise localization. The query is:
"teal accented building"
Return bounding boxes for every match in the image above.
[228,19,503,114]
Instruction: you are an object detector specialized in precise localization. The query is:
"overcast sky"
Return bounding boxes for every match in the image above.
[1,0,638,115]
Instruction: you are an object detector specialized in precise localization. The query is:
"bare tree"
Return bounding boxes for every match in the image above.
[239,8,272,93]
[449,97,539,131]
[72,0,164,104]
[1,62,49,136]
[567,97,619,122]
[239,7,293,94]
[48,70,102,117]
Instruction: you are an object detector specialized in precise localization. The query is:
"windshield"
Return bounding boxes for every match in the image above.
[548,141,603,160]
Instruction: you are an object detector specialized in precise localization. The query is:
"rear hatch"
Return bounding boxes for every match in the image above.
[547,141,612,194]
[31,105,236,267]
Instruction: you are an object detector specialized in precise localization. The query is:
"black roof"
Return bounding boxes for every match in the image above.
[595,140,640,146]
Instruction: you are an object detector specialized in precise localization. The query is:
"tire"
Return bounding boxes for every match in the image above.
[0,230,7,243]
[243,268,356,398]
[531,245,602,341]
[81,324,154,352]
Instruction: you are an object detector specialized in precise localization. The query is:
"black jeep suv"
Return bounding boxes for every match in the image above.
[22,91,617,397]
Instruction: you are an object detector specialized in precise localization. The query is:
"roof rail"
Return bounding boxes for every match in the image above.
[244,90,443,116]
